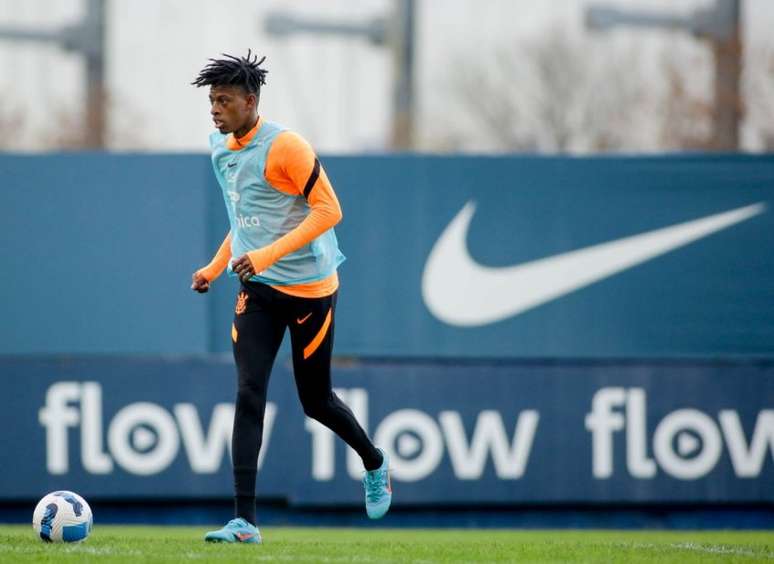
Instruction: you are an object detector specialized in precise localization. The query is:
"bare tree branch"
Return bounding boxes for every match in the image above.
[427,27,774,154]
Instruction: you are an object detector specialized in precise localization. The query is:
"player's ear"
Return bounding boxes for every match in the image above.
[246,92,257,110]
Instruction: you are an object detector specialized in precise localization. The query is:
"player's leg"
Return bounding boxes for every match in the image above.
[286,291,392,519]
[286,291,379,465]
[205,283,285,543]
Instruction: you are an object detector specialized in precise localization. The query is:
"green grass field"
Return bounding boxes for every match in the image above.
[0,526,772,563]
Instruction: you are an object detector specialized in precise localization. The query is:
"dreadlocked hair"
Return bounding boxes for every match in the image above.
[191,49,268,94]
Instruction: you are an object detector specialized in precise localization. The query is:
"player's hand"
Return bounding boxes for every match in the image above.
[232,254,256,282]
[191,271,210,293]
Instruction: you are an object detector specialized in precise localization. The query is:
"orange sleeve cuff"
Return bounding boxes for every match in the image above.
[197,232,232,282]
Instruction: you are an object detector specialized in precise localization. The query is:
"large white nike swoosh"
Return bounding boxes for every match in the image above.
[422,201,766,327]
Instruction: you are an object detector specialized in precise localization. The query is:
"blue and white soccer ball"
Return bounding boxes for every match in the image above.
[32,491,93,543]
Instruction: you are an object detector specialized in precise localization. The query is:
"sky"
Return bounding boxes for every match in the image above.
[0,0,772,153]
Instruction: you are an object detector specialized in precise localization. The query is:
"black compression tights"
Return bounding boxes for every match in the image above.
[230,281,382,525]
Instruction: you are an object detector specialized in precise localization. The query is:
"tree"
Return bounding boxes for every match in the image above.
[424,30,655,154]
[743,43,774,150]
[0,92,147,152]
[0,101,24,150]
[427,27,774,154]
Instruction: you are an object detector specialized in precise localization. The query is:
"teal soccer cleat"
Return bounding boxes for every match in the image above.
[363,448,392,519]
[204,518,261,544]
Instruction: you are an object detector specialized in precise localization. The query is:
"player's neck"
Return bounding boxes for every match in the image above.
[234,116,259,141]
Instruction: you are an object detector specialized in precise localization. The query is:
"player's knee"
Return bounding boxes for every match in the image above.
[237,372,267,395]
[300,395,332,421]
[301,400,324,420]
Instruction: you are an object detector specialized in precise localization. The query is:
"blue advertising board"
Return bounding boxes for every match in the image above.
[323,155,774,358]
[1,357,771,505]
[1,154,773,358]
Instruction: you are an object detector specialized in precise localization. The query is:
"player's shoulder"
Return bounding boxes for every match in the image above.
[269,128,314,155]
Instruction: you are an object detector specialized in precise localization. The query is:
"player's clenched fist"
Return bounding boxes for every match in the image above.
[232,254,256,282]
[191,271,210,293]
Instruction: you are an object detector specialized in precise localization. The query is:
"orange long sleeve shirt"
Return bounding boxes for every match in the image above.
[197,118,342,298]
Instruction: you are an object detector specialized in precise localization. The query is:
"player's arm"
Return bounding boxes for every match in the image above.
[232,132,342,280]
[192,232,232,293]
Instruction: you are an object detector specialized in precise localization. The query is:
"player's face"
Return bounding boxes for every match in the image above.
[209,85,256,134]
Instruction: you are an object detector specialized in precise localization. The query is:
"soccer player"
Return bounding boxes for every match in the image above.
[190,51,391,544]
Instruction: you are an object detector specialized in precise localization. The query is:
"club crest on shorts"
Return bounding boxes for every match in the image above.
[235,292,248,315]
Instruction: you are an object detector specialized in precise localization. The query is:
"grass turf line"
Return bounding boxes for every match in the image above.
[0,526,772,563]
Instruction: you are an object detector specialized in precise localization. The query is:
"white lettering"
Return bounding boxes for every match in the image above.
[174,402,275,474]
[374,409,444,482]
[235,215,260,229]
[626,388,656,478]
[39,382,81,475]
[174,403,234,474]
[40,380,769,485]
[585,387,626,478]
[80,383,113,474]
[439,410,539,479]
[108,403,180,476]
[719,410,774,478]
[653,409,722,480]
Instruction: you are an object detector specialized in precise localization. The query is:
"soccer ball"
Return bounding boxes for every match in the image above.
[32,491,93,543]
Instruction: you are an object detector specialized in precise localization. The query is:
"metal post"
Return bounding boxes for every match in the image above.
[82,0,106,148]
[389,0,415,150]
[264,1,416,150]
[709,0,741,150]
[585,0,742,151]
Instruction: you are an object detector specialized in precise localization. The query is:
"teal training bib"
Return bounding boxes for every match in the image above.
[209,121,345,285]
